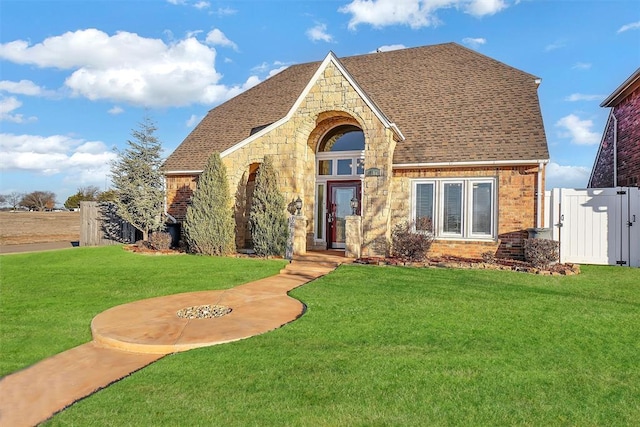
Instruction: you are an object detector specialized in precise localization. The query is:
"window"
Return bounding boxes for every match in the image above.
[412,179,496,239]
[316,151,364,177]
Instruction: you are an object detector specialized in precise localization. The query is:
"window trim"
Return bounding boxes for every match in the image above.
[316,150,365,178]
[411,178,497,241]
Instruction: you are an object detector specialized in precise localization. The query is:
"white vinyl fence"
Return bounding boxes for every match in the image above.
[545,187,639,267]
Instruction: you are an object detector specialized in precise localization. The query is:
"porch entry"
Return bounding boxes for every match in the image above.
[326,181,361,249]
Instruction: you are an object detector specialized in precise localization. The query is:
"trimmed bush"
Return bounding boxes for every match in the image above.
[249,156,288,257]
[183,152,236,256]
[391,220,434,262]
[524,238,559,268]
[149,231,172,251]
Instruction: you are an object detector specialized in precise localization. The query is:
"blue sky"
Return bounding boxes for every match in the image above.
[1,0,638,205]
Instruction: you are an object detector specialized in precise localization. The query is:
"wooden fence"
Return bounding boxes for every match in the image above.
[80,201,138,246]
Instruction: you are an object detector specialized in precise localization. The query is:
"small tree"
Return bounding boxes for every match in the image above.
[249,156,287,257]
[0,194,6,207]
[20,191,56,211]
[183,153,235,255]
[64,186,101,209]
[110,116,165,241]
[97,189,117,202]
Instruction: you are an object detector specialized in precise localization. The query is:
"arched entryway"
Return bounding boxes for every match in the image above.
[314,124,365,249]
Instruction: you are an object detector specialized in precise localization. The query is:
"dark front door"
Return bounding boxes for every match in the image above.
[327,181,361,249]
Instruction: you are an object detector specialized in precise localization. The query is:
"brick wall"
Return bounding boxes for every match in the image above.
[590,85,640,188]
[391,165,542,259]
[165,175,198,222]
[614,86,640,187]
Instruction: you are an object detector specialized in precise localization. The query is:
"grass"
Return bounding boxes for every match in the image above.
[0,246,287,375]
[2,248,639,425]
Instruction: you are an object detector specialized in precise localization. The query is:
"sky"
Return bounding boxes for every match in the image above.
[1,0,639,206]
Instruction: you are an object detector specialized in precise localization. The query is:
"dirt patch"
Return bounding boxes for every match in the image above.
[0,211,80,245]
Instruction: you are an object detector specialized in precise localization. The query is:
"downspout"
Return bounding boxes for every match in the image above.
[612,112,618,187]
[537,162,544,228]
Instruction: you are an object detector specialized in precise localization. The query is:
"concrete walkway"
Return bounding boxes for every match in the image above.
[0,252,348,427]
[0,241,78,255]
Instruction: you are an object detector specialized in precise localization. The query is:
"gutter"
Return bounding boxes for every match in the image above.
[164,170,203,175]
[393,159,550,169]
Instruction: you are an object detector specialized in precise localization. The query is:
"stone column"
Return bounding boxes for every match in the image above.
[345,215,362,259]
[293,216,307,255]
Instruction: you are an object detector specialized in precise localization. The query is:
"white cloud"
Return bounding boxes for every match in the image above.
[564,93,604,102]
[205,28,238,50]
[0,133,116,185]
[306,24,334,42]
[339,0,508,29]
[251,61,290,78]
[555,114,600,145]
[372,44,407,53]
[194,1,210,9]
[617,21,640,33]
[544,39,566,51]
[0,29,251,108]
[462,37,486,48]
[572,62,591,70]
[545,162,591,189]
[0,79,54,96]
[0,97,37,123]
[186,114,201,127]
[216,7,237,16]
[108,106,124,115]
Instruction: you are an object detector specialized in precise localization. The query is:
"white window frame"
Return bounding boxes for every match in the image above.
[411,178,497,240]
[316,150,365,178]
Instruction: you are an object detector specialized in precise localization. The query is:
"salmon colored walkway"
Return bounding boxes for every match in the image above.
[0,252,348,427]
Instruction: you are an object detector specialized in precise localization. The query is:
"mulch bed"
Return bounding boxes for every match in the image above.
[123,244,186,255]
[355,255,580,276]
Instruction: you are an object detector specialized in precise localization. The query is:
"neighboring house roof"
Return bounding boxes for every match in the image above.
[163,42,549,172]
[600,67,640,108]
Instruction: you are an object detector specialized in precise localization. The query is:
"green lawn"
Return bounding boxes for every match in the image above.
[0,246,287,375]
[2,248,639,425]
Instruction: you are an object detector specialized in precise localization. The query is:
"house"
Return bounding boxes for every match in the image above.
[162,43,549,259]
[589,68,640,188]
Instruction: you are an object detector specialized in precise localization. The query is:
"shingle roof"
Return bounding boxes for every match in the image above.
[163,42,548,172]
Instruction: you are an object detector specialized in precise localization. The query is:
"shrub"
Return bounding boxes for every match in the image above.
[184,152,236,256]
[149,231,172,251]
[249,156,288,257]
[524,238,559,268]
[391,220,434,262]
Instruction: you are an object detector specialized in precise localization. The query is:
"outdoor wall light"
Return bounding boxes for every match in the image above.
[295,196,303,216]
[350,196,358,215]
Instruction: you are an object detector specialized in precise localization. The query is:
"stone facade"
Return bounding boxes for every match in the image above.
[166,58,543,260]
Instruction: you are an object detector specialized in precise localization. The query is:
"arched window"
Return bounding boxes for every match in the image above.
[318,125,365,152]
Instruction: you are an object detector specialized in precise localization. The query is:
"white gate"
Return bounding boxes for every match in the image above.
[546,187,639,267]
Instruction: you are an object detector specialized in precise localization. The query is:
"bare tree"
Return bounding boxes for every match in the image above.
[64,185,101,209]
[6,192,23,210]
[20,191,56,211]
